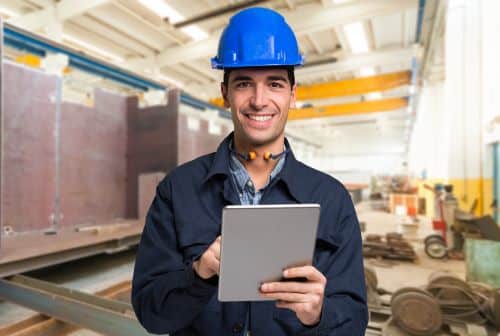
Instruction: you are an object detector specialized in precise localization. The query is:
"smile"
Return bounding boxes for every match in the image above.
[244,114,275,122]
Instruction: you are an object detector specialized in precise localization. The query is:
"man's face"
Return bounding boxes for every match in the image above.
[221,68,296,147]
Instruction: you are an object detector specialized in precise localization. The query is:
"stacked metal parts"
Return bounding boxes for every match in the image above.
[390,272,500,335]
[363,232,417,261]
[364,268,500,335]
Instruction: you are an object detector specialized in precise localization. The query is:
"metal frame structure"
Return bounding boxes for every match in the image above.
[0,275,149,336]
[0,231,140,278]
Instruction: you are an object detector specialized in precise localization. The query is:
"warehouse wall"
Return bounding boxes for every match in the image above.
[409,0,498,219]
[177,109,232,165]
[126,90,179,219]
[2,62,58,232]
[61,90,128,227]
[1,61,131,231]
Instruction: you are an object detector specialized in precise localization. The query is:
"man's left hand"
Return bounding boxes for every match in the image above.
[259,265,326,326]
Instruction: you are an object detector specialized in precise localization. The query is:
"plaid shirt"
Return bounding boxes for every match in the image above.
[228,141,286,206]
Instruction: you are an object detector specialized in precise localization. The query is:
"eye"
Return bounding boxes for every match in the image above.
[270,81,285,89]
[235,81,251,88]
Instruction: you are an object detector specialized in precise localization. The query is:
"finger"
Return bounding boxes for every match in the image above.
[260,282,319,294]
[283,266,326,283]
[260,292,309,302]
[212,241,221,260]
[203,253,220,273]
[275,301,301,312]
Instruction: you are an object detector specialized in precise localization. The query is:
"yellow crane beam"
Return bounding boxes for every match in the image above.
[209,71,411,107]
[296,71,411,100]
[288,98,408,120]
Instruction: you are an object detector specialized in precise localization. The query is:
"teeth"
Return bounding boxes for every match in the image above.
[248,115,272,121]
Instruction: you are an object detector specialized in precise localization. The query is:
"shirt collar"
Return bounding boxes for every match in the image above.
[204,132,309,203]
[228,139,286,192]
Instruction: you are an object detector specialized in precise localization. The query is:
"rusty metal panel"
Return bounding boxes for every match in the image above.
[126,90,179,219]
[2,62,58,233]
[177,113,232,165]
[138,172,164,220]
[59,89,128,227]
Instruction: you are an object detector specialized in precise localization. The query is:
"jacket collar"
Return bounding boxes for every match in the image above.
[203,133,233,183]
[204,132,309,203]
[277,140,309,203]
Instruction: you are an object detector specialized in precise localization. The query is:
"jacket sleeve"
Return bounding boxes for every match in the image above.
[300,187,368,336]
[131,177,217,335]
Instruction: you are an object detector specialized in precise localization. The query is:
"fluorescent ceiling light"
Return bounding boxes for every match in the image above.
[158,74,184,88]
[0,6,19,18]
[138,0,208,41]
[138,0,183,23]
[181,26,209,41]
[343,22,369,54]
[63,34,125,63]
[359,67,375,77]
[366,92,382,100]
[408,85,416,95]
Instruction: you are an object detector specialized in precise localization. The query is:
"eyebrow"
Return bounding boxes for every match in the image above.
[230,75,289,83]
[231,75,253,83]
[267,75,288,83]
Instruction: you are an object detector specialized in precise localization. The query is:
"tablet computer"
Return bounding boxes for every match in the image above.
[218,204,320,302]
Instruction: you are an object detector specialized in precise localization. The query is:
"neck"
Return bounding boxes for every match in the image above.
[232,134,285,181]
[233,135,285,160]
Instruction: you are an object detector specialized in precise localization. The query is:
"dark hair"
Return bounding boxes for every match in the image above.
[223,67,295,89]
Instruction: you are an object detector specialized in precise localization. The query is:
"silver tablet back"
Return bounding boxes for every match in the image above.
[218,204,320,301]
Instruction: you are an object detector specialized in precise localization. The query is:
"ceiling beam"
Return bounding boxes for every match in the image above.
[287,0,416,35]
[182,62,220,82]
[9,0,110,31]
[150,0,416,68]
[63,24,129,60]
[288,98,408,120]
[88,7,172,52]
[23,0,53,9]
[307,34,323,54]
[70,17,154,57]
[296,47,417,79]
[58,0,109,20]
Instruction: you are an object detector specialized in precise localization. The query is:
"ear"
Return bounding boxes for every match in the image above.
[221,82,230,108]
[289,84,297,109]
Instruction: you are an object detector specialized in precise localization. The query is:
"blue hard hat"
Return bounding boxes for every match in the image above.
[211,7,304,69]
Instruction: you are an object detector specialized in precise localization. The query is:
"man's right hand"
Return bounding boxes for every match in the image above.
[192,236,221,279]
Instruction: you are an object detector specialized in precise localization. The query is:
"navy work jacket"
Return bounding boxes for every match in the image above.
[132,134,368,336]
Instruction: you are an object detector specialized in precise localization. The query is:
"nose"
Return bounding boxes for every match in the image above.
[249,84,268,110]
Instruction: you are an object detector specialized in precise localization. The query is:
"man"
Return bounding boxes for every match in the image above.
[132,7,367,336]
